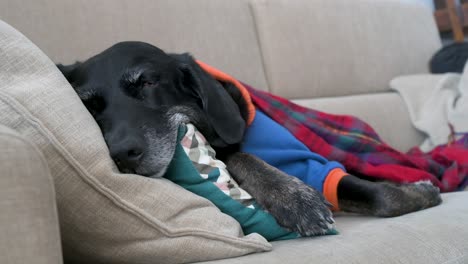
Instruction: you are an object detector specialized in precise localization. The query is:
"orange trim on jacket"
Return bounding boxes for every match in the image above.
[196,60,256,125]
[323,169,348,211]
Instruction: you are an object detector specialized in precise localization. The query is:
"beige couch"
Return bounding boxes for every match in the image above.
[1,0,467,263]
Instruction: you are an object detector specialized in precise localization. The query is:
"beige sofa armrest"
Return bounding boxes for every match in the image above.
[0,125,63,264]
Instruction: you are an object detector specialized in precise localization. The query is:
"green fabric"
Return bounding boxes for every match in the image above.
[163,126,337,241]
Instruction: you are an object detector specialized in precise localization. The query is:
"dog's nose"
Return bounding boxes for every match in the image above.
[110,141,144,172]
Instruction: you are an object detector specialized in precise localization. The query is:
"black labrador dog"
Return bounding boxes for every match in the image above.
[58,41,442,236]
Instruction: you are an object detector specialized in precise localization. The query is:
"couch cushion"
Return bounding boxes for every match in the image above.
[0,0,269,91]
[250,0,442,99]
[0,125,62,264]
[0,20,271,264]
[292,92,425,152]
[199,191,468,264]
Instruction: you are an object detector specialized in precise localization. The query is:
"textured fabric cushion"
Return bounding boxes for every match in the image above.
[0,20,271,264]
[292,92,425,152]
[250,0,442,99]
[200,191,468,264]
[0,0,269,91]
[0,125,62,264]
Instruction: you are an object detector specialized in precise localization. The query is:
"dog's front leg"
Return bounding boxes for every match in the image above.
[225,152,335,236]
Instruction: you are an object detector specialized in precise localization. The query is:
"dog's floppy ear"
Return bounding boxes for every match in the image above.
[56,62,82,85]
[171,53,246,147]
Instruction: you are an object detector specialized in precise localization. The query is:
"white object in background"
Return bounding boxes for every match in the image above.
[390,62,468,152]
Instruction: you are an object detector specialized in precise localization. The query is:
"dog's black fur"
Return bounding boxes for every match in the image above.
[58,41,442,235]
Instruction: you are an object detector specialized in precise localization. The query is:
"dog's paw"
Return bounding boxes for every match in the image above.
[403,180,442,207]
[374,180,442,217]
[264,177,335,236]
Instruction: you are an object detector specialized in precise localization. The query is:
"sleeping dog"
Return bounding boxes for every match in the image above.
[57,41,442,236]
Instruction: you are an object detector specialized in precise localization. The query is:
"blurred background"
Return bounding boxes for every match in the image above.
[421,0,468,44]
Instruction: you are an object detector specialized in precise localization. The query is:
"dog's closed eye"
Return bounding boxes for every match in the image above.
[120,67,161,99]
[123,80,154,100]
[143,81,158,88]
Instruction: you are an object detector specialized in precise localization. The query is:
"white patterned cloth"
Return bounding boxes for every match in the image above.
[180,124,254,207]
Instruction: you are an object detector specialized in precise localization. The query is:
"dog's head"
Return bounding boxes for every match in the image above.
[57,41,246,177]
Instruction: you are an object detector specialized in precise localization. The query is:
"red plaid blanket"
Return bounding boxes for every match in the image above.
[245,84,468,192]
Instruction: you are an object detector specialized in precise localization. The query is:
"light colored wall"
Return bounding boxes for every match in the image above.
[400,0,435,11]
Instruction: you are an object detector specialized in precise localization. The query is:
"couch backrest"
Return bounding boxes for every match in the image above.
[0,0,269,91]
[250,0,442,98]
[0,0,441,98]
